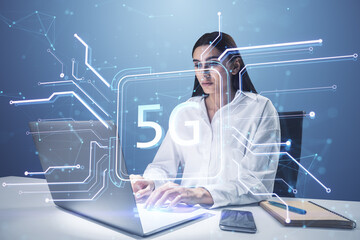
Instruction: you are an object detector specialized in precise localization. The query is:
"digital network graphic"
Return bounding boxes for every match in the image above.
[1,9,358,224]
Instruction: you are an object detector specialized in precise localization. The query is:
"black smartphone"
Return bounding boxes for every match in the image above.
[219,209,257,233]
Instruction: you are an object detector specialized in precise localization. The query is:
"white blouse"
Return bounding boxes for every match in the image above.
[143,90,280,208]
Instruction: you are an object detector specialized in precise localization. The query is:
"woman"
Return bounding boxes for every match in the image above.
[130,32,280,209]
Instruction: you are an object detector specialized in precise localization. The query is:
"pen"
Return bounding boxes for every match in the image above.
[268,201,307,215]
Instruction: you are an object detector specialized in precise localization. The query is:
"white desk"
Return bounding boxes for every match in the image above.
[0,176,359,240]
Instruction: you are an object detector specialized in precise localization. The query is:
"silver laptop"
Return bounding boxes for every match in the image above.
[29,120,208,237]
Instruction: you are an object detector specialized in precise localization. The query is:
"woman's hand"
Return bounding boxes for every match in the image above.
[144,182,214,209]
[129,174,155,202]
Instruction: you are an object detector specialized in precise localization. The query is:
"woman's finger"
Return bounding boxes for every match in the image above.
[154,188,179,208]
[145,184,171,208]
[168,194,183,208]
[135,184,152,199]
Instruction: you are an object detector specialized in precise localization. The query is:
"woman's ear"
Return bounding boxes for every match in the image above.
[230,57,241,75]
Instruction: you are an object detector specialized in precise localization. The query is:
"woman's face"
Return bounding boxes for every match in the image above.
[192,45,231,96]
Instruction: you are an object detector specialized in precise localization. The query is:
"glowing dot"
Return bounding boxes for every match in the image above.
[326,188,331,193]
[44,33,47,37]
[286,140,291,146]
[285,218,291,223]
[319,39,323,44]
[309,47,313,52]
[2,182,6,187]
[45,198,50,203]
[217,12,221,16]
[60,73,65,78]
[24,171,28,176]
[309,111,315,119]
[332,85,337,90]
[293,189,298,194]
[76,164,80,169]
[354,53,358,59]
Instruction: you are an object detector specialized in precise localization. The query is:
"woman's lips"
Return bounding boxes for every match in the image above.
[201,82,213,86]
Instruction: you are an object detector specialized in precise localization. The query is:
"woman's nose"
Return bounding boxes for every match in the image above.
[200,70,211,80]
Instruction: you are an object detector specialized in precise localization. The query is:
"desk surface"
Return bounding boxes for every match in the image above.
[0,176,359,240]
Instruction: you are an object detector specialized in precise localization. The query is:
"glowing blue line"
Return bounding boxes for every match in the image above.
[262,178,297,194]
[274,178,297,193]
[0,14,11,25]
[9,91,110,129]
[45,18,55,33]
[28,129,109,141]
[14,12,36,23]
[232,158,291,223]
[3,141,109,187]
[238,55,356,93]
[38,80,110,116]
[218,39,323,61]
[47,169,107,202]
[88,81,111,102]
[243,54,356,70]
[22,154,108,194]
[74,34,110,88]
[111,66,152,90]
[25,164,80,175]
[47,49,64,74]
[260,85,336,95]
[232,134,330,192]
[71,81,110,117]
[36,13,54,50]
[38,118,76,122]
[38,80,72,85]
[200,12,221,60]
[71,59,84,80]
[36,12,46,34]
[10,26,44,35]
[37,11,55,18]
[231,126,287,147]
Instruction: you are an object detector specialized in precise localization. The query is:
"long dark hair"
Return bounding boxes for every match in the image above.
[191,32,257,97]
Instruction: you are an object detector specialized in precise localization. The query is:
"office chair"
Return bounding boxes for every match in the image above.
[273,111,305,197]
